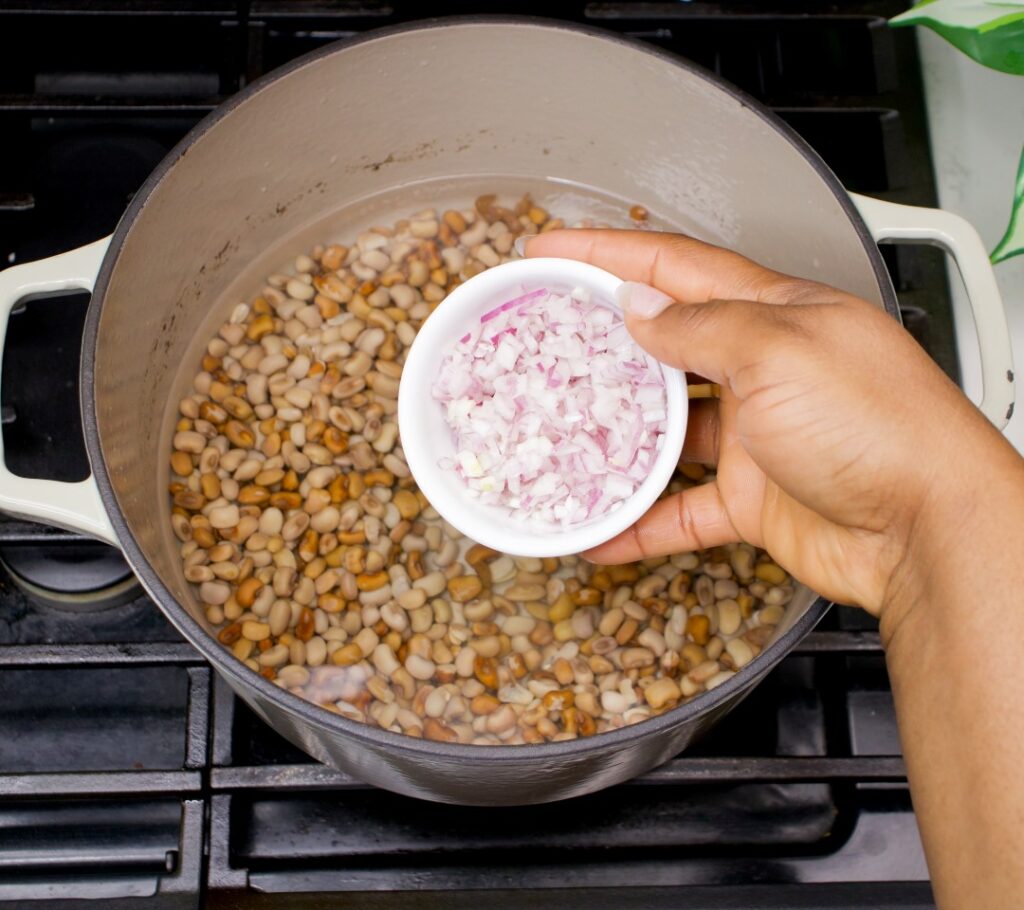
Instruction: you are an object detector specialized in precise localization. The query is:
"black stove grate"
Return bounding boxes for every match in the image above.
[0,3,942,907]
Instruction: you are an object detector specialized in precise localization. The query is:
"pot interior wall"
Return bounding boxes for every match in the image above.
[92,21,874,636]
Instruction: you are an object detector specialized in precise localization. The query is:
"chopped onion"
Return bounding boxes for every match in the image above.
[432,285,668,530]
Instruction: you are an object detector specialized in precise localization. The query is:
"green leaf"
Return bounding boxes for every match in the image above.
[891,0,1024,74]
[991,143,1024,263]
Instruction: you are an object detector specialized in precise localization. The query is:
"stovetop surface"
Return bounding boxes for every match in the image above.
[0,3,943,907]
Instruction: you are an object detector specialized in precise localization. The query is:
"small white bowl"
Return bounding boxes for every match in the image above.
[398,257,687,558]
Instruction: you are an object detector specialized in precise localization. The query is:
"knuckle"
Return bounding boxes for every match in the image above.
[674,494,709,552]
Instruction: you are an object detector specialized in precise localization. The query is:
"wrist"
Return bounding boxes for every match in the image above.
[879,426,1024,648]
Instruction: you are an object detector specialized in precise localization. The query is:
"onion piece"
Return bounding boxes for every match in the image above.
[433,286,667,530]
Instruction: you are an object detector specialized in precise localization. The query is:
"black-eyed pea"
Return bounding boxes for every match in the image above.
[525,601,549,621]
[184,565,214,584]
[634,574,667,599]
[714,578,740,600]
[331,643,363,667]
[447,575,482,603]
[686,614,710,646]
[241,620,270,642]
[547,593,575,623]
[706,636,724,661]
[570,610,594,640]
[565,657,591,686]
[758,604,785,626]
[572,587,602,607]
[550,658,573,686]
[725,637,755,669]
[754,562,787,586]
[644,677,682,710]
[552,619,574,642]
[637,627,667,657]
[267,600,291,638]
[716,599,742,636]
[598,607,624,637]
[680,675,701,698]
[614,618,639,646]
[705,669,735,690]
[489,555,515,583]
[313,569,338,596]
[380,602,408,633]
[600,690,629,714]
[200,580,231,605]
[306,636,327,667]
[405,654,436,681]
[620,647,655,669]
[472,636,501,658]
[258,644,289,668]
[688,659,722,684]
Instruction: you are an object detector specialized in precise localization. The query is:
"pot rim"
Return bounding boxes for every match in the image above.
[80,15,870,764]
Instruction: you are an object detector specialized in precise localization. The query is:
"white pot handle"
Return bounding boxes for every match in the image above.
[851,193,1015,430]
[0,238,119,546]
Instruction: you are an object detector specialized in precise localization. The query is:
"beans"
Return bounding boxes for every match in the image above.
[268,600,291,637]
[725,637,754,669]
[645,677,682,709]
[448,575,482,603]
[485,705,516,734]
[506,583,545,602]
[173,431,206,454]
[717,599,742,636]
[764,585,792,606]
[199,581,230,605]
[705,670,736,691]
[406,654,436,681]
[637,627,666,656]
[755,562,787,585]
[758,604,785,626]
[686,614,711,646]
[601,690,629,714]
[242,620,271,642]
[235,577,263,608]
[413,571,446,597]
[471,693,500,715]
[372,421,399,453]
[634,575,667,599]
[172,193,790,746]
[380,602,408,632]
[620,647,655,669]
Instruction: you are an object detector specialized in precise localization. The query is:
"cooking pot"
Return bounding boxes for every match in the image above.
[0,19,1013,805]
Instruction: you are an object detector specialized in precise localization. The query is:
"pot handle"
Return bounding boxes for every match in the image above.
[850,193,1015,430]
[0,238,119,546]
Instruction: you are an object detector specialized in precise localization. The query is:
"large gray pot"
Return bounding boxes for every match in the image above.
[0,19,1012,804]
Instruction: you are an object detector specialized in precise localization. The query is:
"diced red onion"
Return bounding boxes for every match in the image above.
[432,286,667,529]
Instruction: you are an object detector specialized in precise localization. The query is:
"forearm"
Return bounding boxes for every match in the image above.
[882,429,1024,909]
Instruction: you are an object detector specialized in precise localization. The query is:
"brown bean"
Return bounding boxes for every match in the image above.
[447,575,483,603]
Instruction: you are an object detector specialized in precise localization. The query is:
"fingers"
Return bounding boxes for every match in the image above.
[682,398,719,466]
[582,481,740,564]
[521,228,832,306]
[625,296,803,388]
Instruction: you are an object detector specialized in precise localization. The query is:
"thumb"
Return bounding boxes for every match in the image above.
[614,281,797,388]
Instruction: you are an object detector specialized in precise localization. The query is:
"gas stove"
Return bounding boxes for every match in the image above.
[0,3,942,907]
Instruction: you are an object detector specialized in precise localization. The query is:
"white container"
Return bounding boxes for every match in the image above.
[398,257,688,557]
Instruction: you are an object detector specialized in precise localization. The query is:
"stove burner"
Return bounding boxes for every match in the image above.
[0,541,140,611]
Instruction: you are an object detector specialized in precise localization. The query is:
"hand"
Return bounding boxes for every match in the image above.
[520,229,1002,615]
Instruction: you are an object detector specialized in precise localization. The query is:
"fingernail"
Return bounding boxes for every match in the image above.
[615,281,675,319]
[513,235,529,257]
